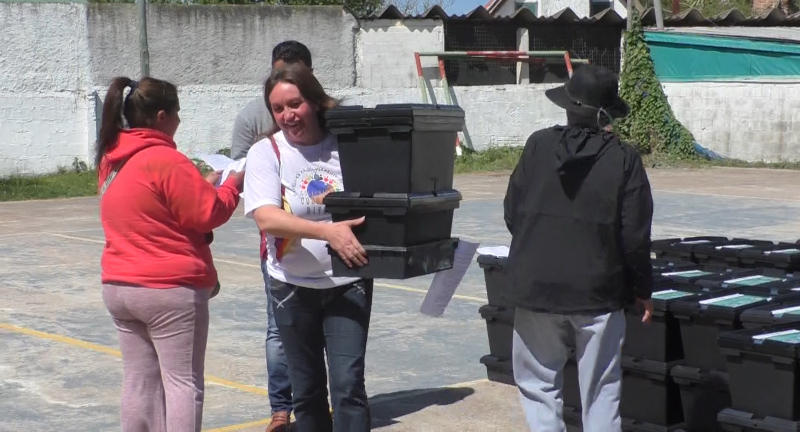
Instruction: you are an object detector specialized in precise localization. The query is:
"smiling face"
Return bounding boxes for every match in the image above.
[268,82,322,145]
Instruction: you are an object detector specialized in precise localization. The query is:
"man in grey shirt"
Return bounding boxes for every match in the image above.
[232,40,313,432]
[230,40,314,160]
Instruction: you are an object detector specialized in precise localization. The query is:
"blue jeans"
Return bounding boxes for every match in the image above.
[270,278,373,432]
[261,261,293,414]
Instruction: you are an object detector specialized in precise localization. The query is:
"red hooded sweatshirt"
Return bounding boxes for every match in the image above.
[98,129,241,289]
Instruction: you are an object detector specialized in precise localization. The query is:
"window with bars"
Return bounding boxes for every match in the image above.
[443,22,519,86]
[442,22,623,86]
[527,25,622,84]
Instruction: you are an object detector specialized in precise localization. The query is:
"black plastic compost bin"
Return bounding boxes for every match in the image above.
[671,365,732,432]
[619,357,685,428]
[325,104,465,195]
[692,239,776,267]
[671,288,800,372]
[651,236,730,263]
[323,190,461,247]
[695,272,798,293]
[740,300,800,329]
[479,304,513,360]
[479,354,514,385]
[717,408,800,432]
[477,254,511,309]
[651,258,700,273]
[718,322,800,422]
[328,237,458,279]
[659,265,754,285]
[740,243,800,273]
[624,282,722,363]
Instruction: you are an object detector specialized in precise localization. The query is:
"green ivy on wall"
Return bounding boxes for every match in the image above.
[617,14,697,159]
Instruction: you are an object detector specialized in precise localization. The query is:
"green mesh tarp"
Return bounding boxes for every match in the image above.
[643,31,800,81]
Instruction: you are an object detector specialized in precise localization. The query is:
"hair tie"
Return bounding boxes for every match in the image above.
[120,81,139,129]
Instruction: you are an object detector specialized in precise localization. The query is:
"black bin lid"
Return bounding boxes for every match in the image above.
[671,290,773,320]
[323,190,462,209]
[325,104,465,131]
[477,254,508,268]
[718,322,800,359]
[326,103,465,120]
[740,300,800,326]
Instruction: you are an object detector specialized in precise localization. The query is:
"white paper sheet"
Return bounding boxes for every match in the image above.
[196,154,246,188]
[419,240,480,317]
[476,245,509,258]
[198,154,236,172]
[220,158,246,187]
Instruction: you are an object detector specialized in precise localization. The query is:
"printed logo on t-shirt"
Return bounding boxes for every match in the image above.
[290,167,343,214]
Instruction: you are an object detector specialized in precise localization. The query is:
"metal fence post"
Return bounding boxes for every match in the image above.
[138,0,150,78]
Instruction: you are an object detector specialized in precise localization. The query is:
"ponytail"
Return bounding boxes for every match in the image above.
[95,76,178,167]
[96,77,134,167]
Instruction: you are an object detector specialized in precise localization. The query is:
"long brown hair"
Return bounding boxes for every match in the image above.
[96,76,179,166]
[263,63,338,137]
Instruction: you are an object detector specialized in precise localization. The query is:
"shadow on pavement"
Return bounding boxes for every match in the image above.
[369,386,476,428]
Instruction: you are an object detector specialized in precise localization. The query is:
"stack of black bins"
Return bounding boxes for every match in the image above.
[474,253,584,400]
[621,276,717,432]
[717,323,800,432]
[669,279,800,432]
[323,104,464,279]
[475,253,515,383]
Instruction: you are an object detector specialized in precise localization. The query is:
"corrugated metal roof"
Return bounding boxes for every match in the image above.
[364,4,800,28]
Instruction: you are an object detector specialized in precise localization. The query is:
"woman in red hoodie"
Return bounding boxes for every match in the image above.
[96,76,243,432]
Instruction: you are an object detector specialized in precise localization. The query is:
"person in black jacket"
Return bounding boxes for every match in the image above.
[504,65,654,432]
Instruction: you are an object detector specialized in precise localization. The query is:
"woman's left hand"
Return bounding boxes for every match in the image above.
[205,170,222,186]
[325,217,368,268]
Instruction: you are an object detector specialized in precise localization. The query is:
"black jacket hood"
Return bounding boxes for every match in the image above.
[555,126,616,175]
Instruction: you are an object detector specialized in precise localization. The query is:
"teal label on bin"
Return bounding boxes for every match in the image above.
[766,248,800,255]
[662,270,713,278]
[723,275,782,286]
[699,293,768,308]
[652,289,695,300]
[753,329,800,345]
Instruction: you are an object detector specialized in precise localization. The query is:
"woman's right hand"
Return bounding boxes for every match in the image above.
[226,170,246,190]
[325,217,368,268]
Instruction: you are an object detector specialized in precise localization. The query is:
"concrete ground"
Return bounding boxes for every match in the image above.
[1,167,799,431]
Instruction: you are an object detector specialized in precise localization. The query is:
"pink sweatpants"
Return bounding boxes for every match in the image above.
[102,284,212,432]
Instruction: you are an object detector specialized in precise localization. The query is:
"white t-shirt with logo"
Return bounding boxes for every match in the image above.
[243,131,360,289]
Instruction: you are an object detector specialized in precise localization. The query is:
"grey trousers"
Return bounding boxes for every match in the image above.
[512,307,626,432]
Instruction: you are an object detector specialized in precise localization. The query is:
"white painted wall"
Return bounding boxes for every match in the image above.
[490,0,627,18]
[0,3,94,175]
[663,81,800,162]
[540,0,589,17]
[356,19,444,88]
[1,3,799,177]
[612,0,628,18]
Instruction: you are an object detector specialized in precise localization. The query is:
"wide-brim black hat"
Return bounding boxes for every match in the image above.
[545,65,630,119]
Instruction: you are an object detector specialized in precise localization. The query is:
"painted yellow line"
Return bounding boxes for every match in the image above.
[0,323,267,396]
[204,418,273,432]
[206,379,490,431]
[51,232,105,244]
[371,282,487,303]
[0,323,123,357]
[50,235,489,304]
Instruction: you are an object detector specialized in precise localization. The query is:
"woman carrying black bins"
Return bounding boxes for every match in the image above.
[243,62,373,432]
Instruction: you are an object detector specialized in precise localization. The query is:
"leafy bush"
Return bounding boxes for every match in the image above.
[616,15,697,159]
